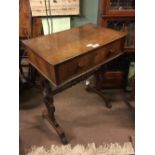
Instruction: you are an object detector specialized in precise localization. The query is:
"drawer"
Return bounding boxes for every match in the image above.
[106,39,122,57]
[56,39,123,84]
[27,50,57,84]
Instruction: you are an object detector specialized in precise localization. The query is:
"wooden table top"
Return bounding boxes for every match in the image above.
[23,23,127,66]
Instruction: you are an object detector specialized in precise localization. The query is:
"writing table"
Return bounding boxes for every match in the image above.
[23,23,127,144]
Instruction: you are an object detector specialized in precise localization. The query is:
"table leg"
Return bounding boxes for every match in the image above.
[41,78,68,144]
[85,70,112,109]
[86,84,112,108]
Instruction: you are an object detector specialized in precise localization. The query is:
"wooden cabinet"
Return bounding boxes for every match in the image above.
[19,0,42,38]
[96,0,135,89]
[100,0,135,17]
[19,0,42,86]
[98,0,135,51]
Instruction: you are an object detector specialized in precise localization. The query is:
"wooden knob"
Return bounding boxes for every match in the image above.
[77,63,85,68]
[109,48,114,53]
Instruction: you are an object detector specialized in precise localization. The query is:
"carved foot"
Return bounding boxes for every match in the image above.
[42,110,68,145]
[105,101,112,109]
[85,84,112,109]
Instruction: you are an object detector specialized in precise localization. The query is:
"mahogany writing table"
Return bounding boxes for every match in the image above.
[23,23,127,144]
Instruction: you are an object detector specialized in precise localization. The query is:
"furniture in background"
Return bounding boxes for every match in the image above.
[23,23,127,144]
[19,0,42,91]
[85,0,135,108]
[96,0,135,89]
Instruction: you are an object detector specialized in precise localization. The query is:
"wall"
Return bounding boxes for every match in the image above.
[71,0,99,27]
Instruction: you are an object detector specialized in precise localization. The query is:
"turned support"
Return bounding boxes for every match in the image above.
[41,78,68,144]
[86,84,112,109]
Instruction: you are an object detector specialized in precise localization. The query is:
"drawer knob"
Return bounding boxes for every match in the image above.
[78,63,85,68]
[109,49,114,53]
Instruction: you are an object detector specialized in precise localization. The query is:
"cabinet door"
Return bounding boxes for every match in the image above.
[109,0,135,10]
[102,0,135,16]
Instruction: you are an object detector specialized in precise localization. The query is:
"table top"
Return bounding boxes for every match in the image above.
[23,23,127,66]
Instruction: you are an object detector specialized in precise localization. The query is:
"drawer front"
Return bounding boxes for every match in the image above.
[106,39,123,57]
[57,39,123,84]
[27,50,57,83]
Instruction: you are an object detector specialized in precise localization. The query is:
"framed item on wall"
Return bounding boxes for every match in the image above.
[29,0,80,17]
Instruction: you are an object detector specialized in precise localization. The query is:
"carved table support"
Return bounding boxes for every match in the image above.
[86,84,112,109]
[41,78,68,144]
[85,67,112,109]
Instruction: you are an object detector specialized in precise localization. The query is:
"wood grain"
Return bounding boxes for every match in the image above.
[23,23,127,85]
[23,23,127,65]
[19,0,31,37]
